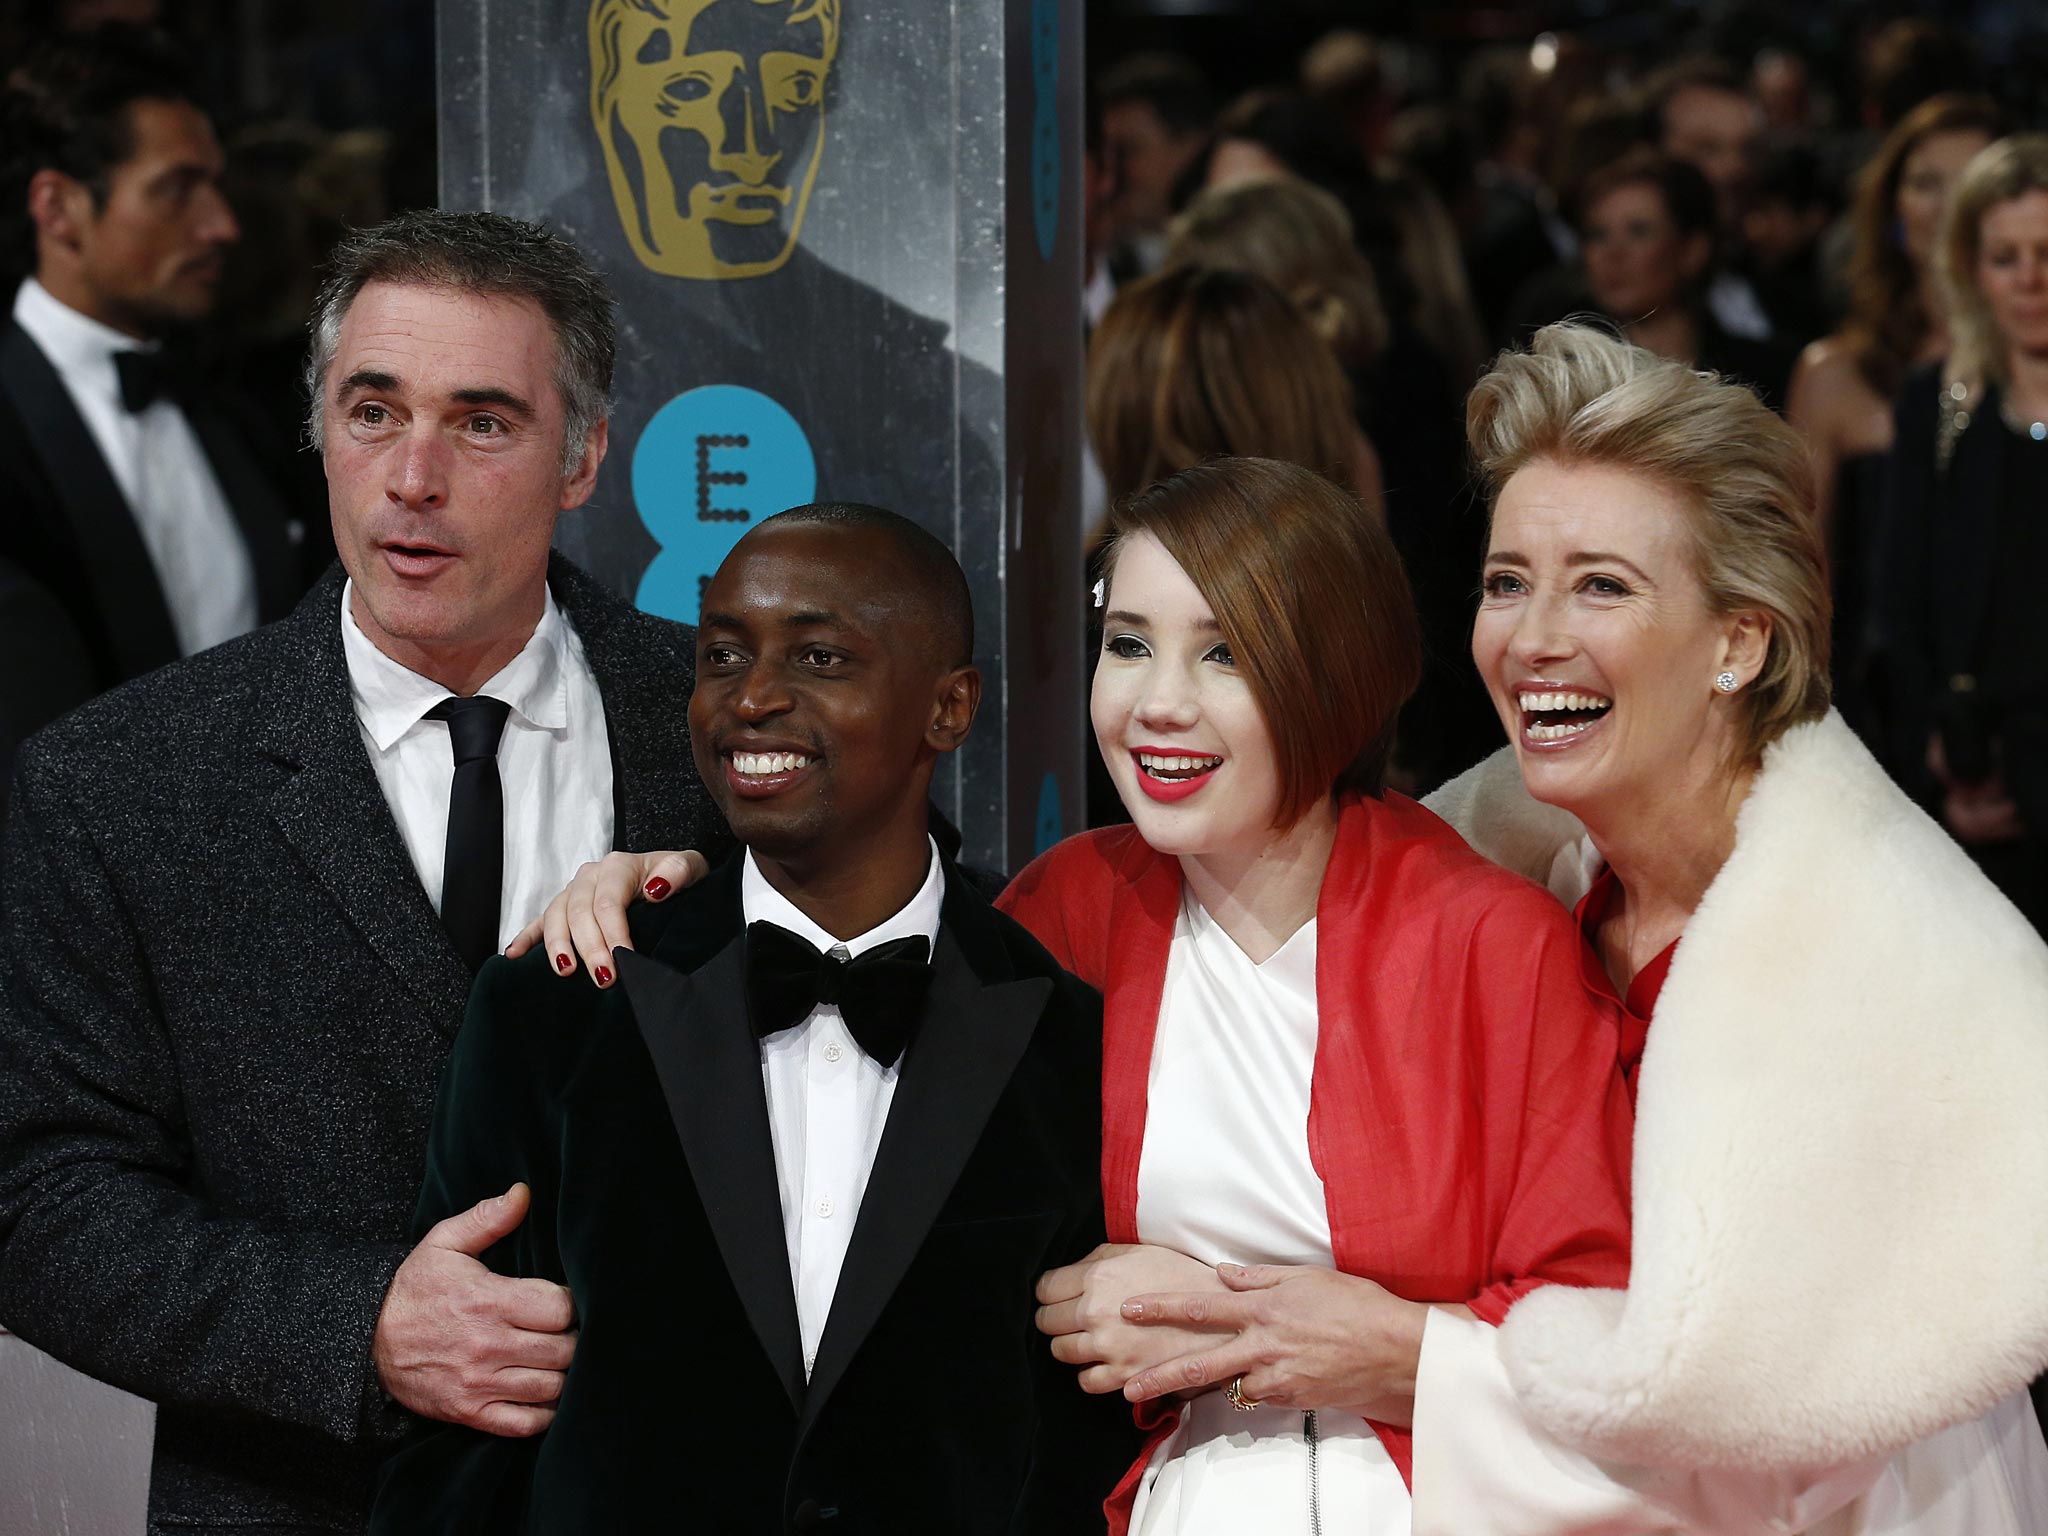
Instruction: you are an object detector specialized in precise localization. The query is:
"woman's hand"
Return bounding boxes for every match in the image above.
[1118,1263,1440,1424]
[502,850,706,986]
[1034,1244,1227,1395]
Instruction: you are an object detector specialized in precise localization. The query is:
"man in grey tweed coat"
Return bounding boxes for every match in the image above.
[0,212,724,1532]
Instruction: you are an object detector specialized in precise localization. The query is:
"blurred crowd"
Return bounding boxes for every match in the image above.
[0,2,429,798]
[1077,16,2048,932]
[4,4,2047,932]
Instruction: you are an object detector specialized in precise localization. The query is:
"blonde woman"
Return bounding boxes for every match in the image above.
[1165,178,1388,372]
[1404,321,2048,1531]
[1873,133,2048,934]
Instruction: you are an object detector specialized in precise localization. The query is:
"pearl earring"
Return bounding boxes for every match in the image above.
[1715,671,1740,693]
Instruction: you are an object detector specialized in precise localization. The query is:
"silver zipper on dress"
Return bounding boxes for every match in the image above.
[1305,1409,1322,1536]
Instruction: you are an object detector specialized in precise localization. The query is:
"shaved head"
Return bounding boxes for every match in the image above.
[754,502,974,668]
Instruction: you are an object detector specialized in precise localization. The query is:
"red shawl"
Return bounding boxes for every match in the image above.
[1000,791,1634,1529]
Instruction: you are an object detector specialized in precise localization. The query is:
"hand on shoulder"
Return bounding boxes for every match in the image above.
[502,849,709,987]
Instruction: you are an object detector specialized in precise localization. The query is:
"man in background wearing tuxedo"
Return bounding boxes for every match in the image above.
[0,209,724,1533]
[0,27,312,794]
[372,506,1136,1534]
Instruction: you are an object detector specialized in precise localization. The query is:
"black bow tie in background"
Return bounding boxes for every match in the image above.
[113,348,188,413]
[743,921,933,1068]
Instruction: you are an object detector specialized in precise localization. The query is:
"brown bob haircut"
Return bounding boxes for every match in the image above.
[1102,456,1422,825]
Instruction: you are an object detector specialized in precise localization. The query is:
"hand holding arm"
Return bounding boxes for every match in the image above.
[501,849,707,984]
[371,1183,577,1437]
[1034,1242,1227,1395]
[1119,1262,1447,1425]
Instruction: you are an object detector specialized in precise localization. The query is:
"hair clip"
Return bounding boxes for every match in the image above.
[1091,577,1105,609]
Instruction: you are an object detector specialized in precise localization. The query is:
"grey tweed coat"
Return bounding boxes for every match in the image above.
[0,555,725,1534]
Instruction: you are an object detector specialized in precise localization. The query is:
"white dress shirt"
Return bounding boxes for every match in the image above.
[13,276,256,655]
[743,840,944,1380]
[340,581,614,952]
[1130,892,1410,1535]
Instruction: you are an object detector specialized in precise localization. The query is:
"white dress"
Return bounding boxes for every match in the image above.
[1414,1311,2048,1534]
[1127,892,1412,1536]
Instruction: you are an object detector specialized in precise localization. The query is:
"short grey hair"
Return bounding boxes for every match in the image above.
[1467,321,1831,763]
[303,209,616,475]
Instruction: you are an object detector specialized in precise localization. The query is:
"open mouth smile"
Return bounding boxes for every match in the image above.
[1132,748,1224,803]
[723,749,815,799]
[1516,688,1614,747]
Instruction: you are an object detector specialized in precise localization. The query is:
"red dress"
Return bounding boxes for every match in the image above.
[1570,865,1677,1106]
[999,791,1636,1531]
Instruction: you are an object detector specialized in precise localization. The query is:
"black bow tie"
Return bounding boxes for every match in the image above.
[113,348,187,413]
[743,921,933,1068]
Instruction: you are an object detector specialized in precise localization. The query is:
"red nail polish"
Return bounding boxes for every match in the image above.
[644,877,671,901]
[556,953,572,973]
[595,965,613,987]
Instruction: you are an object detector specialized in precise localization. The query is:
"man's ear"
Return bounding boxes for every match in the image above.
[27,169,92,258]
[1717,610,1772,688]
[559,417,609,510]
[926,665,982,754]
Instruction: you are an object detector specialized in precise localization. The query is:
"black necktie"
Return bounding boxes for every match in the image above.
[743,921,933,1068]
[428,695,513,972]
[113,349,183,413]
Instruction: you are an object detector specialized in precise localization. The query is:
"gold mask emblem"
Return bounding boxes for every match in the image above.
[590,0,840,280]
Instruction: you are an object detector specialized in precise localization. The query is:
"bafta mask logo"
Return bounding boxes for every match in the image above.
[590,0,841,280]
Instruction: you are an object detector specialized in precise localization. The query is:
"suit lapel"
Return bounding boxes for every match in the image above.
[0,322,179,677]
[260,574,472,1029]
[618,909,807,1408]
[798,906,1052,1434]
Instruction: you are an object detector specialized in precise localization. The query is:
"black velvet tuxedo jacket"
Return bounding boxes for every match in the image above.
[371,857,1137,1535]
[0,557,725,1534]
[0,316,312,800]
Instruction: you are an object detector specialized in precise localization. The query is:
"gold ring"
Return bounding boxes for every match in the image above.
[1224,1375,1259,1412]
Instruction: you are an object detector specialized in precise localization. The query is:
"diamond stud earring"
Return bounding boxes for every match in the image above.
[1715,671,1740,693]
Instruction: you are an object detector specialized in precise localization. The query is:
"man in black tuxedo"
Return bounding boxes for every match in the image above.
[371,507,1136,1534]
[0,27,311,793]
[0,210,725,1532]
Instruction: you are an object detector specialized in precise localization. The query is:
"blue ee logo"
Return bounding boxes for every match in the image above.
[1034,771,1063,855]
[632,384,817,623]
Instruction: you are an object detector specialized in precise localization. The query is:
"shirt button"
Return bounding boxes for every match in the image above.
[823,1043,843,1063]
[816,1196,834,1219]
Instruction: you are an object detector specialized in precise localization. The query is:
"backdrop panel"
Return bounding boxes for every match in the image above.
[438,0,1085,870]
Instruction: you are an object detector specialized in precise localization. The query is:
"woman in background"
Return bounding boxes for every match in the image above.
[1085,264,1378,528]
[1164,178,1388,388]
[1871,133,2048,935]
[1786,95,2002,532]
[1786,94,2001,733]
